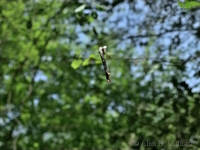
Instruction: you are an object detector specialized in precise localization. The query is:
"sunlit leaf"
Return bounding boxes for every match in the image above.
[178,0,200,9]
[75,4,86,13]
[82,58,90,66]
[71,59,82,69]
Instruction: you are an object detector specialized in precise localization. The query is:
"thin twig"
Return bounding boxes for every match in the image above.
[126,28,197,39]
[98,46,111,83]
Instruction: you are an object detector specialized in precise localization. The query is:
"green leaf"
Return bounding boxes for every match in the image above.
[178,1,200,9]
[33,142,39,148]
[82,54,100,66]
[75,4,86,13]
[82,58,90,66]
[71,59,82,69]
[95,4,107,11]
[89,54,99,59]
[149,64,159,74]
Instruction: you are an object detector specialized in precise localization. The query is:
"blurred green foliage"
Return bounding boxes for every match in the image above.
[178,0,200,9]
[0,0,200,150]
